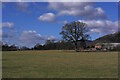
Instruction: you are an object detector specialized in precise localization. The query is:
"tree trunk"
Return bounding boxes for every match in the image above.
[80,38,86,50]
[75,42,79,52]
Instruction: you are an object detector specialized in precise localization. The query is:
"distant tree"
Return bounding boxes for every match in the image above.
[58,40,74,50]
[113,45,120,51]
[2,43,9,51]
[20,46,29,50]
[44,39,56,50]
[60,21,90,52]
[34,44,44,50]
[2,43,19,51]
[9,44,19,51]
[45,39,55,45]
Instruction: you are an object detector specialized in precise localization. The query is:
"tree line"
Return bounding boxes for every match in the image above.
[2,40,75,51]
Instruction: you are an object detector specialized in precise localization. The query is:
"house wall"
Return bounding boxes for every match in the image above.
[95,45,102,49]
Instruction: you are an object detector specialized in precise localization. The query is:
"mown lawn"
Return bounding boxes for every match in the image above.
[2,50,118,78]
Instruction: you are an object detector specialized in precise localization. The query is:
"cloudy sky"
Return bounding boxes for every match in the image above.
[2,2,118,47]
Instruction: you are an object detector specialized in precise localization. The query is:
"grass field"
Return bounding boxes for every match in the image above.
[2,50,118,78]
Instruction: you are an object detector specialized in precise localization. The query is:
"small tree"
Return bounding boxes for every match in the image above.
[45,39,55,50]
[45,39,55,45]
[60,21,90,52]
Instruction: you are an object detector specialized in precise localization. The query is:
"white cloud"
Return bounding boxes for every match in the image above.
[19,30,44,47]
[47,35,55,40]
[57,20,68,25]
[49,2,106,19]
[1,22,14,41]
[38,13,56,22]
[19,30,56,47]
[2,22,14,28]
[19,30,43,42]
[16,2,29,12]
[78,20,118,35]
[2,32,13,38]
[63,20,68,24]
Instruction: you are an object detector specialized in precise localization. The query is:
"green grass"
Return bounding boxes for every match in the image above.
[2,50,118,78]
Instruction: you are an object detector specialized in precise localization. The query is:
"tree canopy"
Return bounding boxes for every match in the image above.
[60,21,90,51]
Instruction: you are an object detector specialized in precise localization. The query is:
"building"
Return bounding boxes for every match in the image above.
[95,43,120,51]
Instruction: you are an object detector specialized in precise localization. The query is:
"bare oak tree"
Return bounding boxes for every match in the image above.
[60,21,90,52]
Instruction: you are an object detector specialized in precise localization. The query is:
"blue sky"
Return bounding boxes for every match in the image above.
[2,2,118,47]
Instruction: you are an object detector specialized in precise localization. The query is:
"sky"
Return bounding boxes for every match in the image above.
[2,2,118,47]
